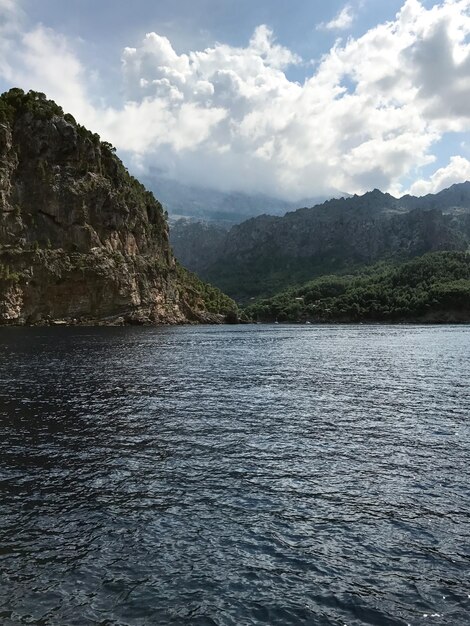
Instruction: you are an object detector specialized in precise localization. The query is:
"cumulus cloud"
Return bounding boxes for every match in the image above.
[0,2,94,121]
[20,27,96,120]
[318,5,355,31]
[407,156,470,196]
[2,0,470,199]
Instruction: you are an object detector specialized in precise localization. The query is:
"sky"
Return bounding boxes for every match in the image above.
[1,0,470,199]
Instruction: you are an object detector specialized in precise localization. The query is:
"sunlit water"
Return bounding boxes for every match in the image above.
[0,325,469,626]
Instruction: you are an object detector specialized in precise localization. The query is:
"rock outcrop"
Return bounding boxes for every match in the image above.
[0,89,236,325]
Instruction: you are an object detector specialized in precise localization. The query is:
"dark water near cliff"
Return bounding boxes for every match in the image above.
[0,325,469,626]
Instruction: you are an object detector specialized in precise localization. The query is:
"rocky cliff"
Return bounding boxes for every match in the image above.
[0,89,236,325]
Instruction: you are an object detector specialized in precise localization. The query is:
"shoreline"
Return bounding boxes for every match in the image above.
[1,318,469,328]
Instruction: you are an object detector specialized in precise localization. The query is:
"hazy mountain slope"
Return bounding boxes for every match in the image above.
[144,171,332,224]
[170,219,229,275]
[0,89,236,325]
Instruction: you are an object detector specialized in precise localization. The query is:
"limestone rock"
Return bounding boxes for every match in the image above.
[0,89,236,325]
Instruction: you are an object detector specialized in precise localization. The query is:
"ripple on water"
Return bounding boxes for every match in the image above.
[0,325,469,625]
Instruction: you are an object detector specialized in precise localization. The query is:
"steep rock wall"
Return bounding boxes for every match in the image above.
[0,89,235,324]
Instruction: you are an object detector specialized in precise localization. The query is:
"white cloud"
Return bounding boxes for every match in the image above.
[0,0,23,77]
[20,27,95,120]
[318,5,355,31]
[407,156,470,196]
[0,0,19,22]
[2,1,470,199]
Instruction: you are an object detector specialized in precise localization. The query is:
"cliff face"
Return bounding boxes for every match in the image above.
[0,89,235,325]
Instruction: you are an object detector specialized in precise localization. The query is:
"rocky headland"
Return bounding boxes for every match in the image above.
[0,89,236,325]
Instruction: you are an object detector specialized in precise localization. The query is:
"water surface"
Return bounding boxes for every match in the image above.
[0,325,469,625]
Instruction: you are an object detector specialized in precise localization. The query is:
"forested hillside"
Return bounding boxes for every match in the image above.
[245,252,470,323]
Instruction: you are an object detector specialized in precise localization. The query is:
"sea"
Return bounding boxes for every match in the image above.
[0,325,469,625]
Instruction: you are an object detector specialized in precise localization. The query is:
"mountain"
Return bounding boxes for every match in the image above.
[170,219,229,272]
[171,185,470,301]
[0,89,236,325]
[143,171,333,225]
[245,251,470,323]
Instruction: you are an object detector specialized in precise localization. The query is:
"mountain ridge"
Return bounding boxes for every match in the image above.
[171,183,470,301]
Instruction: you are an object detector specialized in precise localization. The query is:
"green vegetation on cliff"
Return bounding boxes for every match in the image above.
[245,252,470,323]
[175,262,237,316]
